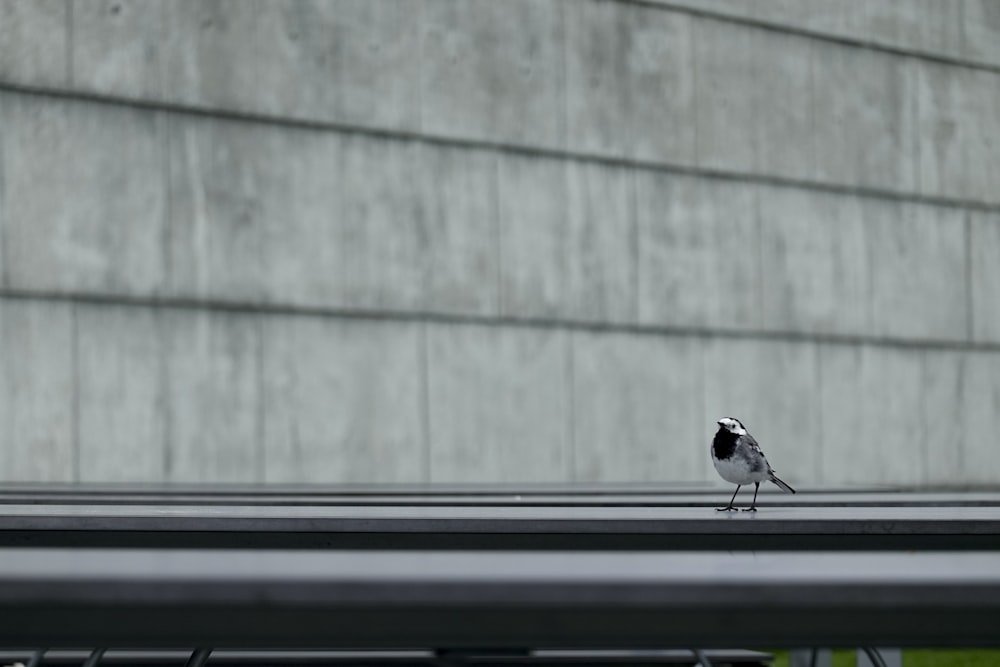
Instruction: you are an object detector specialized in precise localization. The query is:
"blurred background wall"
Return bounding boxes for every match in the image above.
[0,0,997,487]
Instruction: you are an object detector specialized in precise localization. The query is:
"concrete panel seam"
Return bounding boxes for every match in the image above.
[965,211,974,342]
[3,81,1000,213]
[417,0,424,132]
[157,309,171,482]
[557,0,568,150]
[2,288,999,356]
[628,169,639,324]
[70,302,81,483]
[254,316,265,484]
[419,322,431,484]
[0,92,5,289]
[492,156,504,318]
[754,185,764,322]
[617,0,1000,75]
[863,196,876,340]
[65,0,73,87]
[814,342,825,485]
[162,113,173,296]
[567,331,577,483]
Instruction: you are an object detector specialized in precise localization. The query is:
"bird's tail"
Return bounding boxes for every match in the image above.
[770,473,796,494]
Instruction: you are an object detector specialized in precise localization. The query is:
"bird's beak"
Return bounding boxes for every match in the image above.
[716,419,724,426]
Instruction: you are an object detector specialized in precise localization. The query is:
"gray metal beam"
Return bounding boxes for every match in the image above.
[0,549,996,648]
[0,502,997,550]
[1,490,1000,507]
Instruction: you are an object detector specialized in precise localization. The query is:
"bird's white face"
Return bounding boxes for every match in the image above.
[716,417,747,435]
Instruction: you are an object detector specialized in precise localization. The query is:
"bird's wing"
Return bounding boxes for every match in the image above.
[743,432,764,456]
[742,433,774,471]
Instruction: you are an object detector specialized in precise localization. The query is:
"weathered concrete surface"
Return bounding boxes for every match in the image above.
[1,1,997,489]
[3,293,1000,487]
[71,0,165,99]
[868,202,966,341]
[564,161,634,323]
[962,350,1000,485]
[652,0,999,69]
[963,0,1000,67]
[0,90,987,346]
[818,345,926,486]
[0,0,67,87]
[758,187,870,336]
[163,310,260,483]
[752,30,814,179]
[693,18,756,172]
[422,0,564,148]
[257,0,420,131]
[811,43,916,192]
[816,345,978,488]
[70,0,258,110]
[166,115,431,311]
[427,323,571,483]
[572,331,703,482]
[171,121,422,314]
[693,17,817,177]
[623,4,695,164]
[921,350,965,486]
[5,0,996,209]
[77,305,165,482]
[702,338,820,488]
[0,93,167,295]
[565,0,695,163]
[419,146,500,316]
[883,0,964,60]
[563,0,630,159]
[251,124,340,308]
[636,173,759,331]
[160,0,258,111]
[261,316,424,484]
[0,300,74,482]
[325,135,426,312]
[965,69,1000,205]
[971,213,1000,344]
[915,62,977,202]
[166,115,268,302]
[497,154,567,318]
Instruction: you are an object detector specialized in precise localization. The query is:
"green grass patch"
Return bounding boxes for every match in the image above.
[764,649,1000,666]
[765,649,855,667]
[904,650,1000,667]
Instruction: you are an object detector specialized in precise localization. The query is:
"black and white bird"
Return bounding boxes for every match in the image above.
[711,417,795,511]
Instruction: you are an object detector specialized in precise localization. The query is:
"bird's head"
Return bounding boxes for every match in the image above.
[716,417,747,435]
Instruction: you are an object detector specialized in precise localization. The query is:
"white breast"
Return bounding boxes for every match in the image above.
[712,452,769,485]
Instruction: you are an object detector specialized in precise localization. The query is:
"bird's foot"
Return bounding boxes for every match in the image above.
[716,506,738,512]
[741,507,757,512]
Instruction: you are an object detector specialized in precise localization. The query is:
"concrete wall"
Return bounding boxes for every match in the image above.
[0,0,997,487]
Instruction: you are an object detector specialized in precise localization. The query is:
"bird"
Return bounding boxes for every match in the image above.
[711,417,795,511]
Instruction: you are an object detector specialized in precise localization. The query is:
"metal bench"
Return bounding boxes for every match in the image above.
[0,549,996,649]
[0,497,997,550]
[0,649,775,667]
[1,486,999,507]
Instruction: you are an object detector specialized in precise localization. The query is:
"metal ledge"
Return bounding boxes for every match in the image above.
[0,502,998,550]
[0,549,995,648]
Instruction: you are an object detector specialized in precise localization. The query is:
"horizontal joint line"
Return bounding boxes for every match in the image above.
[1,83,998,214]
[623,0,1000,75]
[0,289,998,354]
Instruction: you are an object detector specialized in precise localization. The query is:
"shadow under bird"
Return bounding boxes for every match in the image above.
[711,417,795,511]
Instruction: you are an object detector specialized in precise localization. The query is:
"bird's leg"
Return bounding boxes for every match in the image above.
[717,485,740,511]
[742,482,760,512]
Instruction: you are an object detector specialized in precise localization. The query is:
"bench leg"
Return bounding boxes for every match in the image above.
[185,648,213,667]
[789,648,830,667]
[858,648,900,667]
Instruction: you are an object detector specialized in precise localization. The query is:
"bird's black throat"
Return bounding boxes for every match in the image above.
[712,429,738,460]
